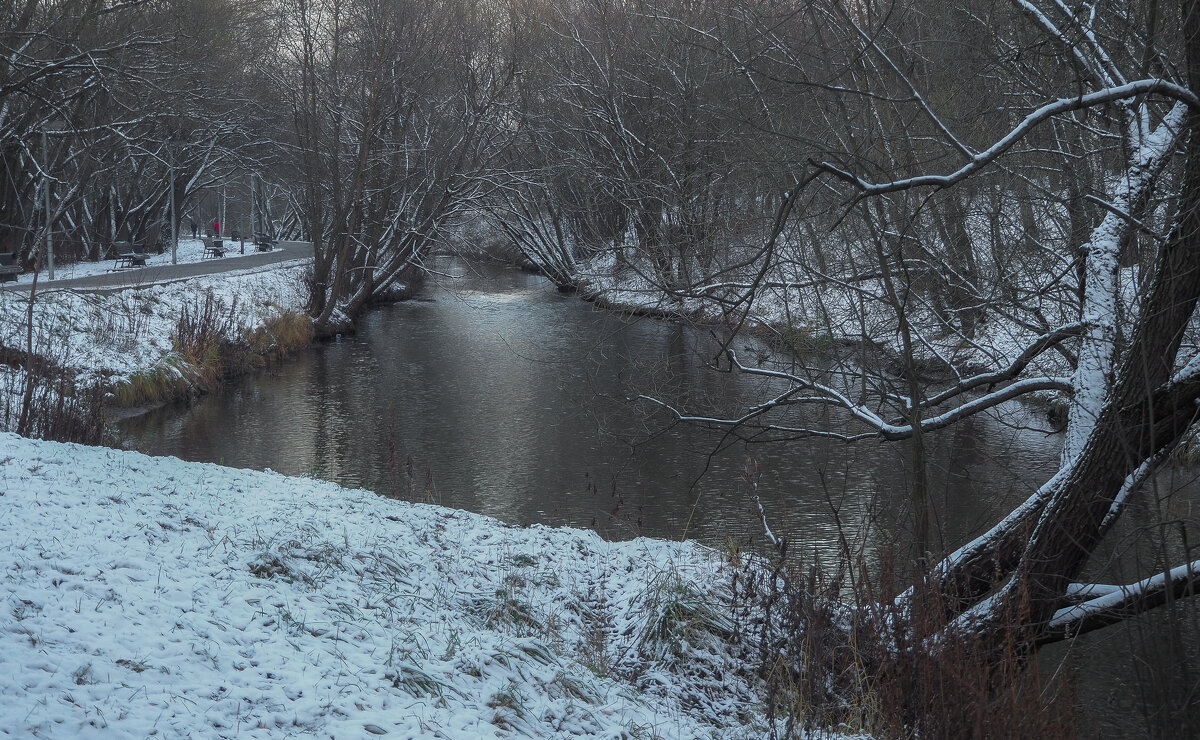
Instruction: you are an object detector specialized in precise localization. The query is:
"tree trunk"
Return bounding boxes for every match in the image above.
[960,2,1200,652]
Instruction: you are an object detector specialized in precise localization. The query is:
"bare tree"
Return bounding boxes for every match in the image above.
[609,0,1200,729]
[490,0,775,293]
[276,0,518,335]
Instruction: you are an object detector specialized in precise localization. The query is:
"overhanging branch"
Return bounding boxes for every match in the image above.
[812,80,1195,196]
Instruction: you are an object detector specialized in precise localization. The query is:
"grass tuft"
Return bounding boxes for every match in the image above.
[635,567,736,662]
[385,664,454,699]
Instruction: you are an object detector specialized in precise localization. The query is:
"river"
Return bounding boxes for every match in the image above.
[118,258,1199,737]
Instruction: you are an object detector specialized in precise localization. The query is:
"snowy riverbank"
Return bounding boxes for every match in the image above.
[0,259,311,435]
[0,259,310,389]
[1,433,768,738]
[573,250,1073,380]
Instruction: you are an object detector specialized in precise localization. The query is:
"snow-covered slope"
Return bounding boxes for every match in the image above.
[0,262,309,390]
[0,434,764,739]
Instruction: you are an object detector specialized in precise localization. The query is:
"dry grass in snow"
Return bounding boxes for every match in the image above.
[0,433,769,739]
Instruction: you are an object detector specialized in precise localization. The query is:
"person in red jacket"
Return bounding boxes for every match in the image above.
[213,220,220,236]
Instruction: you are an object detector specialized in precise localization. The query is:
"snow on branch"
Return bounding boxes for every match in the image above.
[893,467,1072,619]
[811,80,1196,197]
[1083,194,1167,242]
[916,322,1085,410]
[1063,582,1121,602]
[1041,559,1200,643]
[1169,352,1200,389]
[744,461,783,555]
[1099,448,1171,533]
[918,364,1200,623]
[727,351,1069,439]
[639,350,1070,444]
[1012,0,1121,90]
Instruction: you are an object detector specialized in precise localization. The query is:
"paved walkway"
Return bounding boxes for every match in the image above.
[0,241,312,294]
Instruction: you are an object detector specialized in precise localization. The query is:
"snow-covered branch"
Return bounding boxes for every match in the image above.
[812,81,1196,196]
[899,469,1067,615]
[639,348,1071,445]
[1011,0,1119,90]
[1041,560,1200,643]
[916,322,1085,410]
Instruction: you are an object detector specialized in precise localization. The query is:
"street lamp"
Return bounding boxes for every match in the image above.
[169,140,177,265]
[250,173,257,236]
[159,120,184,266]
[41,120,68,281]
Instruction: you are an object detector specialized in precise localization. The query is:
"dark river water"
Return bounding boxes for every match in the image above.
[118,259,1200,737]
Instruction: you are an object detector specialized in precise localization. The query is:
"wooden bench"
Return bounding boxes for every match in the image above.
[252,233,275,252]
[109,241,148,270]
[202,238,226,259]
[0,253,20,282]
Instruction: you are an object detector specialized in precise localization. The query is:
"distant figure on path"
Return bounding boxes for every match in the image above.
[189,219,197,238]
[213,220,220,236]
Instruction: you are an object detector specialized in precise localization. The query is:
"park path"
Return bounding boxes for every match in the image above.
[0,241,312,294]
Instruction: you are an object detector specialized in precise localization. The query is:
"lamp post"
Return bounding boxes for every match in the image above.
[169,146,177,265]
[250,173,257,235]
[161,121,181,265]
[41,120,67,281]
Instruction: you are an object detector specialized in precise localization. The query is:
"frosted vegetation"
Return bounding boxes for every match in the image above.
[0,433,771,738]
[0,264,310,439]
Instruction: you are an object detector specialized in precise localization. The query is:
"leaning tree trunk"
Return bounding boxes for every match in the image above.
[950,1,1200,656]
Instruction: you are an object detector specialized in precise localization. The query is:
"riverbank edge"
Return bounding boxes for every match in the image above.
[2,261,435,434]
[112,284,428,413]
[572,269,1071,427]
[106,307,317,411]
[576,277,995,380]
[0,265,313,438]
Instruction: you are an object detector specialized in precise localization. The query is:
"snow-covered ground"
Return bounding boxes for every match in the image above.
[0,259,310,426]
[5,238,272,287]
[0,433,765,738]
